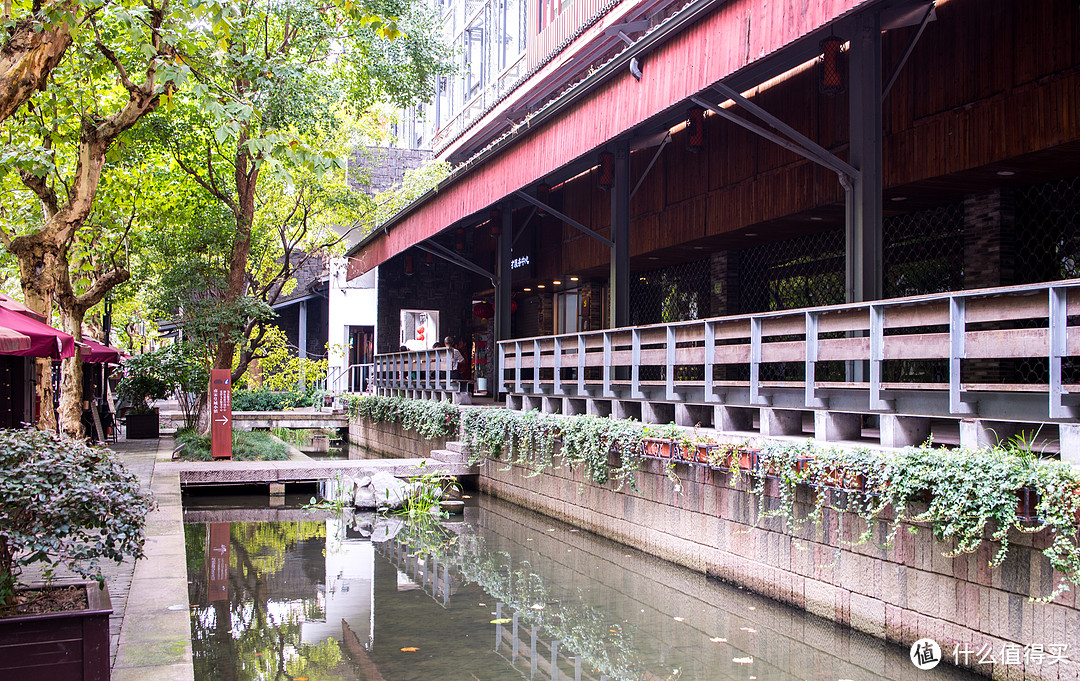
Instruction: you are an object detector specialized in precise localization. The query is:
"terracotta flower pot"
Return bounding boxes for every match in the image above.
[642,437,675,460]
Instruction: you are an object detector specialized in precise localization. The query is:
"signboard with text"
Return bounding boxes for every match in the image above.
[210,369,232,460]
[207,522,230,602]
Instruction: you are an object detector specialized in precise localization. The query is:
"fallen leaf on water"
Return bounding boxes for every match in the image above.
[546,528,556,532]
[462,495,472,499]
[478,603,486,606]
[400,647,419,652]
[747,606,756,611]
[709,637,727,643]
[739,627,757,633]
[531,604,545,610]
[673,617,685,622]
[732,657,753,664]
[255,653,263,656]
[609,629,619,633]
[491,618,512,624]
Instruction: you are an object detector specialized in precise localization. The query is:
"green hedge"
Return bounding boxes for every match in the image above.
[175,429,290,461]
[231,388,318,411]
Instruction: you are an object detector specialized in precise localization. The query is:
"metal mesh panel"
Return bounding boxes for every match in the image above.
[883,202,965,297]
[629,258,712,325]
[739,230,846,313]
[1011,177,1080,384]
[1015,176,1080,284]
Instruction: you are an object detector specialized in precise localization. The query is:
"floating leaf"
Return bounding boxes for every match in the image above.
[732,657,754,664]
[531,603,545,610]
[673,616,684,622]
[710,637,727,643]
[490,618,511,624]
[400,647,419,652]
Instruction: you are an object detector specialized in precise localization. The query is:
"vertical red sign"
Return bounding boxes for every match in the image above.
[210,369,232,460]
[207,522,230,602]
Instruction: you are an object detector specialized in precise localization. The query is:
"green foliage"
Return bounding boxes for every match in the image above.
[394,460,461,520]
[231,388,319,411]
[461,409,646,491]
[237,326,327,393]
[118,343,209,425]
[344,393,459,440]
[737,439,1080,601]
[0,429,155,609]
[174,428,289,461]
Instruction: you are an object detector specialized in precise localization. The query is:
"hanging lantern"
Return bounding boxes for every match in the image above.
[597,152,614,189]
[425,251,434,267]
[455,227,465,251]
[819,36,845,95]
[404,253,414,276]
[510,299,518,314]
[537,183,550,216]
[686,106,705,153]
[473,301,494,319]
[490,209,502,236]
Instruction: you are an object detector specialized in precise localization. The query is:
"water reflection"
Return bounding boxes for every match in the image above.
[184,495,980,681]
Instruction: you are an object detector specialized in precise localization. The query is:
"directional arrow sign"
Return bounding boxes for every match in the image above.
[210,369,233,460]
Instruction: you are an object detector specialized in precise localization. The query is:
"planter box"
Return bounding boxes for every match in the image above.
[1016,486,1040,521]
[642,437,676,460]
[125,409,159,439]
[0,581,112,681]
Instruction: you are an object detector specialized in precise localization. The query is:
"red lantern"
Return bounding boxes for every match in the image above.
[820,36,845,95]
[473,302,495,319]
[686,106,705,153]
[598,152,614,189]
[511,299,518,313]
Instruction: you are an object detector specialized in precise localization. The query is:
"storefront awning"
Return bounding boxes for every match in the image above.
[0,327,31,354]
[83,339,124,364]
[0,307,76,359]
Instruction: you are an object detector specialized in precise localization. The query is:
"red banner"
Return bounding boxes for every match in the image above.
[210,369,232,460]
[207,522,230,602]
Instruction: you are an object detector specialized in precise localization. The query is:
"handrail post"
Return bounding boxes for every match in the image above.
[805,311,828,409]
[533,339,542,394]
[868,305,893,411]
[497,342,507,396]
[514,341,523,394]
[577,335,586,396]
[631,328,642,399]
[553,336,563,396]
[750,317,769,405]
[603,332,614,398]
[1050,286,1070,418]
[665,325,677,401]
[704,320,718,403]
[949,296,970,414]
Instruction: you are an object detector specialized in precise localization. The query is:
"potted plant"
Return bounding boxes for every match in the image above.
[0,428,155,680]
[116,351,169,439]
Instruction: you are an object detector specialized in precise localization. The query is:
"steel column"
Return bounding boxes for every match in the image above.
[495,207,513,398]
[610,140,631,328]
[847,10,884,304]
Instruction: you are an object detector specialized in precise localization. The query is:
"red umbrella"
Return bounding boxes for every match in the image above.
[0,327,31,353]
[83,338,122,364]
[0,293,47,322]
[0,307,76,359]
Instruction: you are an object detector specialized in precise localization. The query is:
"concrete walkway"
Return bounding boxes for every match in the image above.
[111,436,194,681]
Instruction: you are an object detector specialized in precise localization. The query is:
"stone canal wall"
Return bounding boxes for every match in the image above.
[348,417,450,459]
[477,454,1080,681]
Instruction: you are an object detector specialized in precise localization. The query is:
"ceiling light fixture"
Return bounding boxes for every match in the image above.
[537,284,546,288]
[810,216,824,221]
[891,196,907,202]
[524,288,531,292]
[997,170,1015,176]
[553,280,562,285]
[570,276,579,281]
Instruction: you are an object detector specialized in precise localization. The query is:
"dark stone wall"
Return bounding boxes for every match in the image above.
[377,251,474,354]
[349,147,433,195]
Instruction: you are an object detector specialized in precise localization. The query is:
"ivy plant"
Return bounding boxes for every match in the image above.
[344,394,460,440]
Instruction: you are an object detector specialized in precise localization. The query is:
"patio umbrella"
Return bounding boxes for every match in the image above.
[0,293,47,322]
[83,339,122,364]
[0,327,31,353]
[0,307,76,359]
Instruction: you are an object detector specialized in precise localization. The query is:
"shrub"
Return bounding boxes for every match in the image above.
[174,429,290,461]
[0,429,155,610]
[232,388,318,411]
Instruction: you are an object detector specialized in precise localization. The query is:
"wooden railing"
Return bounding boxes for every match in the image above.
[373,349,463,392]
[496,280,1080,426]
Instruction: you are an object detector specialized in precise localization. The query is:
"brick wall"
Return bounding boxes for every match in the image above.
[964,189,1016,290]
[479,455,1080,680]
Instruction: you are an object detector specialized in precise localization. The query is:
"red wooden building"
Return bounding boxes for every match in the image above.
[347,0,1080,455]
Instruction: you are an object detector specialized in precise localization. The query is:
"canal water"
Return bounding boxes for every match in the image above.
[183,493,980,681]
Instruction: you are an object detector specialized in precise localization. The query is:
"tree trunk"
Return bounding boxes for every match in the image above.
[0,4,75,124]
[58,310,85,439]
[13,240,60,431]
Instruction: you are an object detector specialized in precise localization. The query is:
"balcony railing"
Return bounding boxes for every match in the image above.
[373,349,465,393]
[493,280,1080,447]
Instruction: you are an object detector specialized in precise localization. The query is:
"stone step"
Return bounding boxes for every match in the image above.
[445,441,467,454]
[428,449,468,464]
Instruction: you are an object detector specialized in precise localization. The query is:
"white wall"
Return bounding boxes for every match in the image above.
[326,258,378,392]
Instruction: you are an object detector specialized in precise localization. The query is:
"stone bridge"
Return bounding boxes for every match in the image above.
[229,409,351,430]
